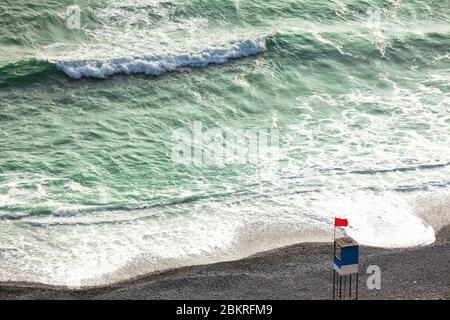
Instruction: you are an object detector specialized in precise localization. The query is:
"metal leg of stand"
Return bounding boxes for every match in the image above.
[332,270,336,300]
[344,275,346,300]
[349,274,351,299]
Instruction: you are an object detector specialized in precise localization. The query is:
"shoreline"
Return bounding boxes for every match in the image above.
[1,225,449,300]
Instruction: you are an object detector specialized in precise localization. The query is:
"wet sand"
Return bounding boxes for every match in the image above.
[1,226,448,300]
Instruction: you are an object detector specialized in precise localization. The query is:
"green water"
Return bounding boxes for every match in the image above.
[0,0,449,286]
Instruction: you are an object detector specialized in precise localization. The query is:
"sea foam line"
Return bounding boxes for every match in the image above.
[55,37,267,79]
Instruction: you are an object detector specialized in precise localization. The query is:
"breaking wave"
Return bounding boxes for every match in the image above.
[54,37,267,79]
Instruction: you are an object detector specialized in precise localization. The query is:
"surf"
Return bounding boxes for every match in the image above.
[53,37,268,79]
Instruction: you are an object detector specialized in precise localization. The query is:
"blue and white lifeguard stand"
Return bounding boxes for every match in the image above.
[333,237,359,300]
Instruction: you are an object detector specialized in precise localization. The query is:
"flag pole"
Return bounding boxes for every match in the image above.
[332,218,334,300]
[333,222,336,255]
[332,218,336,300]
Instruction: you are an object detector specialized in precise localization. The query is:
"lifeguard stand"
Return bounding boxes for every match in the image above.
[333,237,359,300]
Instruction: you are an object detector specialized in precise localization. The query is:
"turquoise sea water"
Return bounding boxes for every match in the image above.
[0,0,449,286]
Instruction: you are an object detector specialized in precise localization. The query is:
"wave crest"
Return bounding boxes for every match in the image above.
[55,37,267,79]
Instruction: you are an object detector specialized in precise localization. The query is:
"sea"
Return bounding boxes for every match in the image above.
[0,0,449,286]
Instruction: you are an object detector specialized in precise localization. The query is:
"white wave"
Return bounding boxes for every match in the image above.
[55,37,267,79]
[1,185,442,286]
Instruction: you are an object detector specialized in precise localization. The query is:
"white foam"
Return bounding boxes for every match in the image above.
[55,37,267,79]
[1,184,442,287]
[320,191,436,248]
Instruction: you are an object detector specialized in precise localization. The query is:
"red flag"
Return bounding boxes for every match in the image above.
[335,218,348,227]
